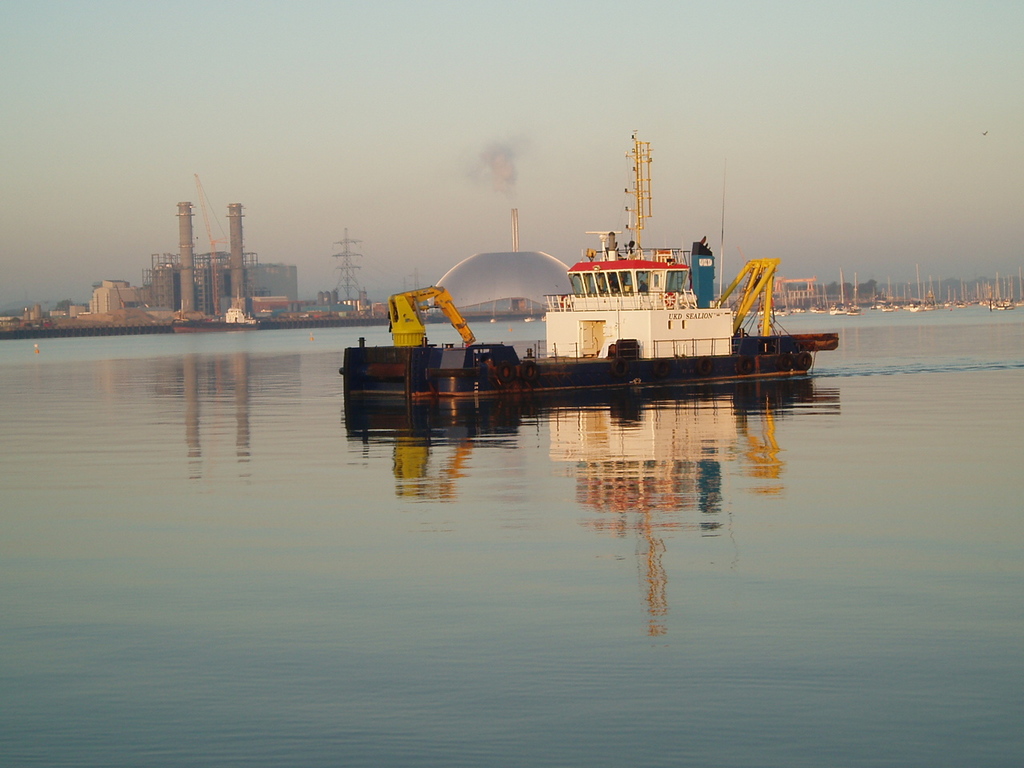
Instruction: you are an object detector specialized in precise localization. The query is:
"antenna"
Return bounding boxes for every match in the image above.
[719,159,727,295]
[332,229,363,301]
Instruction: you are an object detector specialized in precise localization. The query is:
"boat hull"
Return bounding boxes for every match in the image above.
[341,334,832,399]
[171,322,257,333]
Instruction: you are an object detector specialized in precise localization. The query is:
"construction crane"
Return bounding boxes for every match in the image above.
[194,174,227,313]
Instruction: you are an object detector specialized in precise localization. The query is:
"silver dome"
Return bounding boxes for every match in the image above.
[437,251,571,313]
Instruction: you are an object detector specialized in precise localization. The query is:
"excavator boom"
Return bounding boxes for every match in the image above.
[388,286,476,347]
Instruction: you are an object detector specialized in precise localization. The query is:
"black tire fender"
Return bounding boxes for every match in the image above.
[610,357,630,378]
[736,355,755,375]
[493,362,516,385]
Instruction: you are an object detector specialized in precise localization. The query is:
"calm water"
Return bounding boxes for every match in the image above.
[2,309,1023,767]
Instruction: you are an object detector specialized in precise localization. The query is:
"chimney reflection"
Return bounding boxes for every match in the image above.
[233,353,250,463]
[183,354,201,471]
[179,352,251,479]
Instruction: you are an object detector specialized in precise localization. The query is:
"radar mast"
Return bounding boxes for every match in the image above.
[627,132,652,250]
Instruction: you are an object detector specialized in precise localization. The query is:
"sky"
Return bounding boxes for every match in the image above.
[1,0,1022,308]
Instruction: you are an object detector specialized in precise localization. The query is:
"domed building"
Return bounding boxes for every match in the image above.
[437,251,571,317]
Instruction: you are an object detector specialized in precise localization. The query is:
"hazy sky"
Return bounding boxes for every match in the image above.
[1,0,1021,307]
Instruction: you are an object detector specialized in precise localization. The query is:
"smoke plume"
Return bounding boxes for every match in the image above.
[473,140,522,196]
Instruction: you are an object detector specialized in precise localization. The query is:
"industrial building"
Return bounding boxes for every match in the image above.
[90,280,146,314]
[139,201,250,317]
[139,202,298,317]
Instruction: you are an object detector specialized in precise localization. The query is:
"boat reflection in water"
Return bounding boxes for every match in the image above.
[344,379,839,634]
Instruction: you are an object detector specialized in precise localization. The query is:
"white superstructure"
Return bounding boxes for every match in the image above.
[544,233,732,359]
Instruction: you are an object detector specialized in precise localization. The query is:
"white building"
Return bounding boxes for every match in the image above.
[90,280,145,314]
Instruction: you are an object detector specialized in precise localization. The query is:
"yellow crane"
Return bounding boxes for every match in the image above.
[718,258,780,336]
[388,286,475,347]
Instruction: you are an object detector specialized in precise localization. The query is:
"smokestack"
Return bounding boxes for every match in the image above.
[177,202,195,314]
[228,203,244,306]
[511,208,519,252]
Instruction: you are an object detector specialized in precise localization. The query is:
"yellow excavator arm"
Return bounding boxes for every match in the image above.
[388,286,476,347]
[717,258,780,336]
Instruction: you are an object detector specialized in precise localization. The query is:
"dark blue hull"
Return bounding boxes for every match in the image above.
[342,334,830,399]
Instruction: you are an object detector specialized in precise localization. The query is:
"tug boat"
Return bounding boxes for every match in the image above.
[341,136,837,400]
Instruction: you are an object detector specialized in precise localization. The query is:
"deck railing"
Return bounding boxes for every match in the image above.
[650,337,731,357]
[546,336,731,360]
[545,292,700,312]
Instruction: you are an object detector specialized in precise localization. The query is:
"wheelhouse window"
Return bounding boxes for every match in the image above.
[569,274,584,295]
[665,269,688,293]
[619,271,634,294]
[635,270,650,293]
[584,273,597,295]
[595,272,610,295]
[607,271,621,295]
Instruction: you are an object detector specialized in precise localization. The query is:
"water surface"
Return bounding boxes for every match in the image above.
[2,311,1023,767]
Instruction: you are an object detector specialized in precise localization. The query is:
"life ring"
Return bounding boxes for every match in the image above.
[610,357,630,378]
[519,360,538,382]
[664,292,676,309]
[776,352,794,371]
[794,351,813,371]
[652,359,671,379]
[695,357,714,376]
[736,356,755,375]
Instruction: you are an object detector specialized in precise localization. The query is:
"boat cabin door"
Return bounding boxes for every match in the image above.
[580,320,605,357]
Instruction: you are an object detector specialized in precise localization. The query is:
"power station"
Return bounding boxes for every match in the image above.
[145,201,259,318]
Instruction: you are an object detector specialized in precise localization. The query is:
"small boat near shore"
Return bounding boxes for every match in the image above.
[341,136,838,399]
[172,306,258,332]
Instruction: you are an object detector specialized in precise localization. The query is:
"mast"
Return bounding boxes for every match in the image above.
[627,132,652,251]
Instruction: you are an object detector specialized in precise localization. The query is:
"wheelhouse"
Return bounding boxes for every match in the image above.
[563,258,698,310]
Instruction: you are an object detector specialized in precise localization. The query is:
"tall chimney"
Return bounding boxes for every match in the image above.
[177,202,195,314]
[511,208,519,252]
[228,203,244,307]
